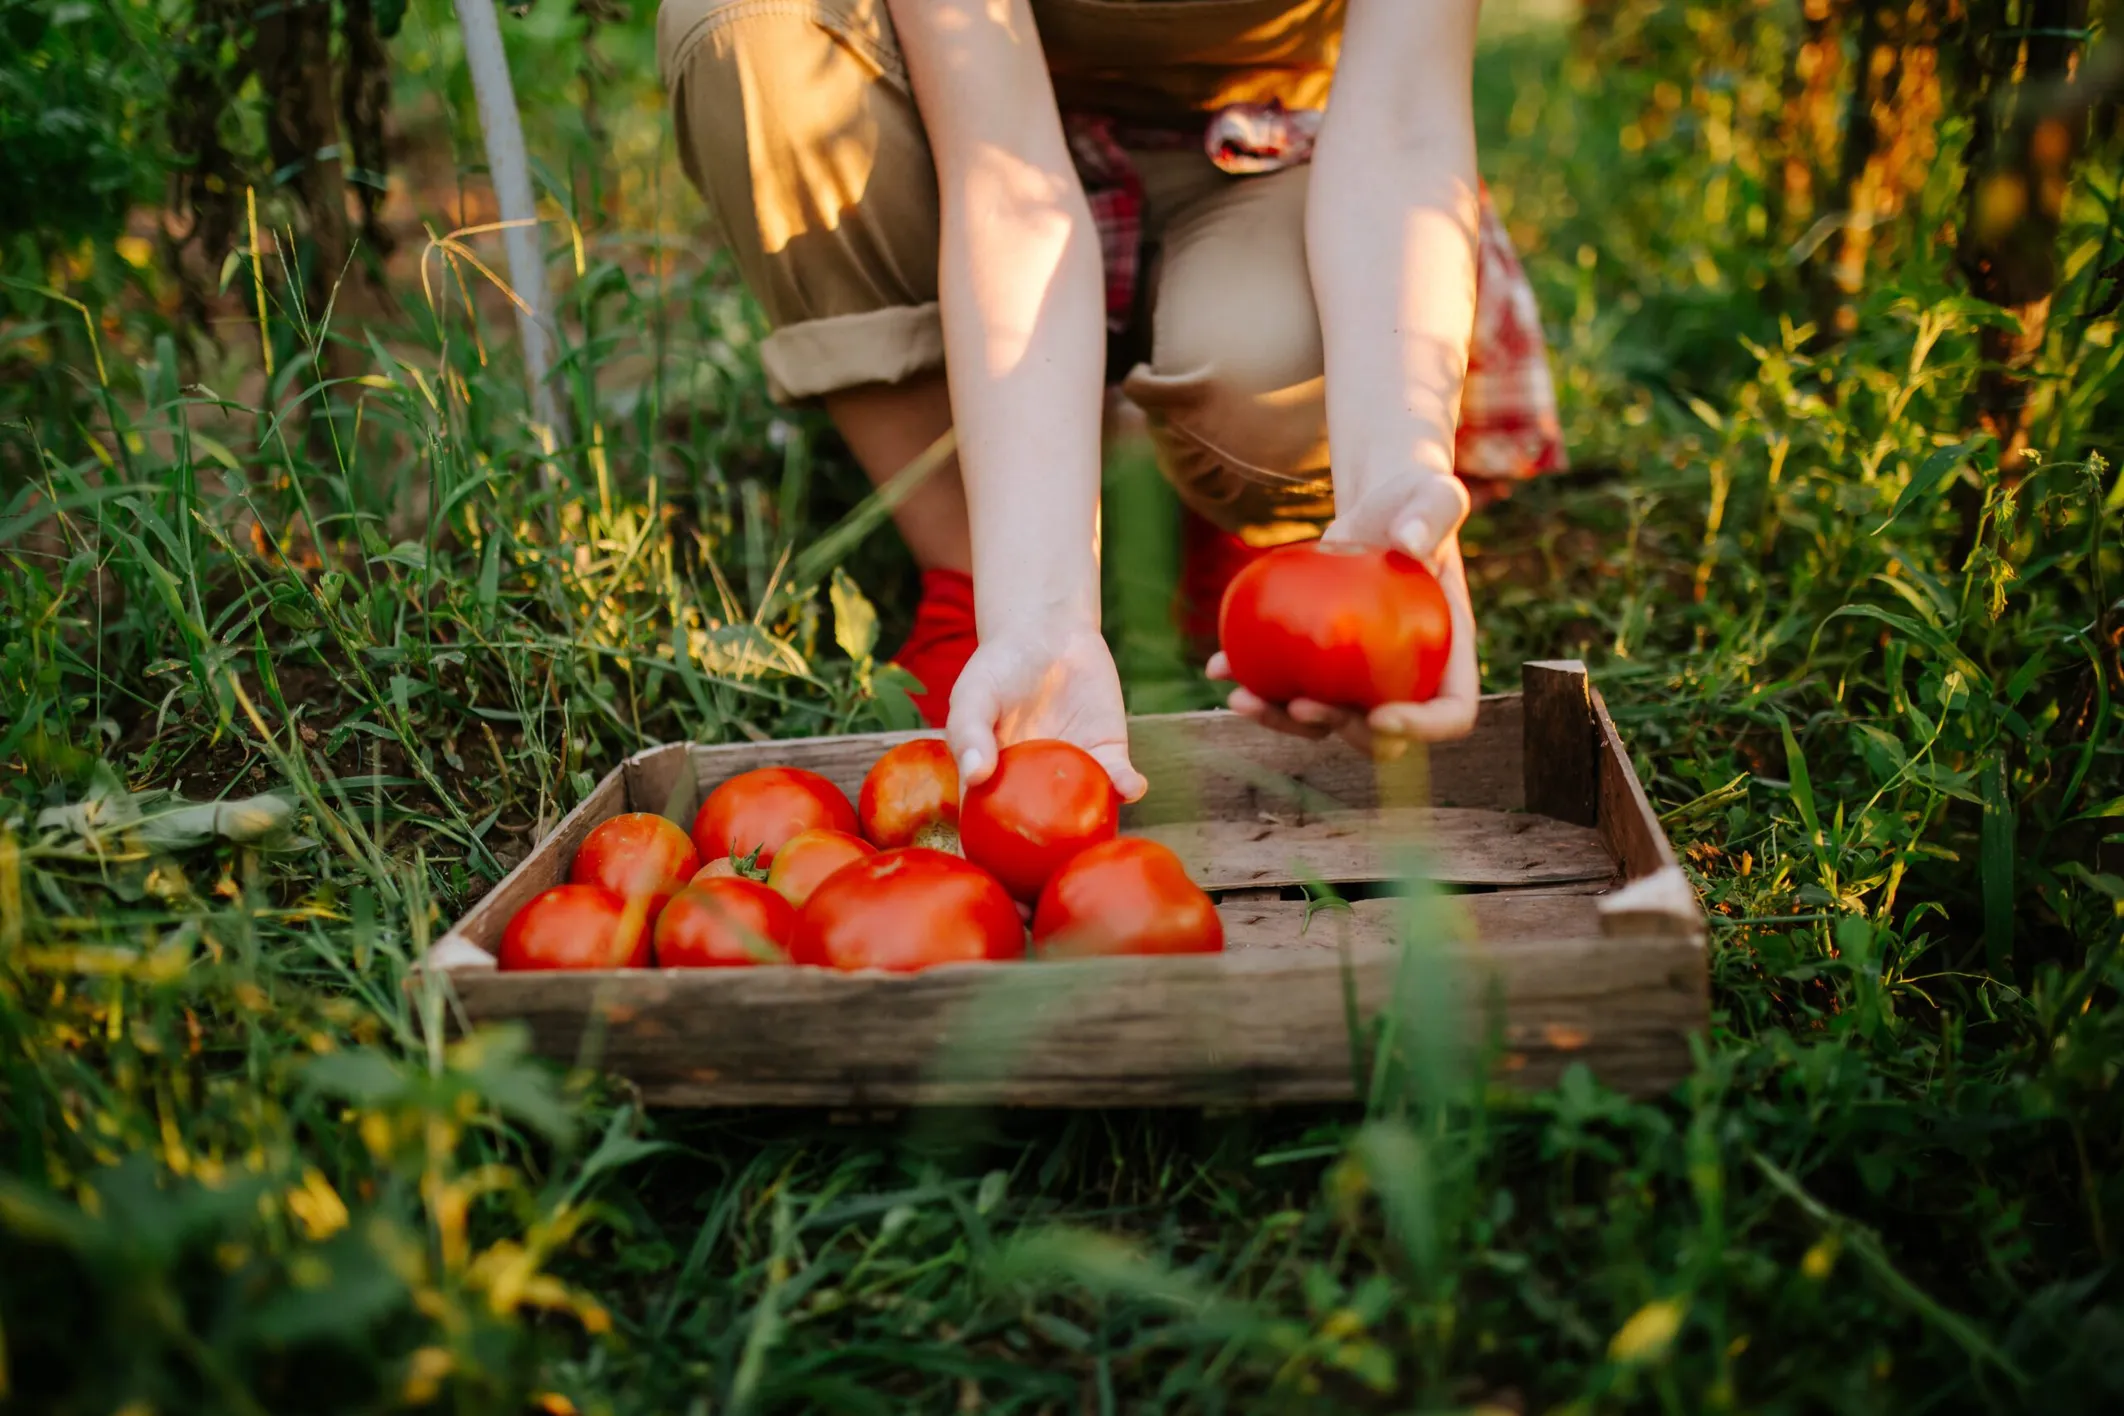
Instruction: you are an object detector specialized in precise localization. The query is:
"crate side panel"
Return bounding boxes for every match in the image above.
[442,921,1700,1106]
[1124,698,1526,825]
[1138,806,1616,892]
[1590,690,1680,882]
[624,743,701,825]
[1522,661,1599,826]
[1220,892,1604,954]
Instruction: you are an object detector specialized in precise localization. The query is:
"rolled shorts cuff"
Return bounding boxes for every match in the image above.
[759,303,945,404]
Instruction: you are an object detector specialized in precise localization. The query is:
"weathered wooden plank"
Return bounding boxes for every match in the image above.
[1136,808,1616,892]
[624,743,698,825]
[1591,686,1679,881]
[439,919,1703,1106]
[1522,660,1599,827]
[1120,701,1526,822]
[1219,892,1607,954]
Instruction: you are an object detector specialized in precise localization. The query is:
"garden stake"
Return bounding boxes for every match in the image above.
[454,0,568,446]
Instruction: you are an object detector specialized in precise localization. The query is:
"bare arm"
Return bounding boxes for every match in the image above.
[1311,0,1480,524]
[1217,0,1485,750]
[887,0,1143,796]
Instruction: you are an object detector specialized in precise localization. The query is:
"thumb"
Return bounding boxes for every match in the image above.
[946,671,1001,793]
[1389,476,1472,567]
[1090,742,1148,805]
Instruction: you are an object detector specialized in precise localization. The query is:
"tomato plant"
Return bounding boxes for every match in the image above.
[1218,541,1451,708]
[569,812,700,922]
[960,739,1120,902]
[499,884,650,970]
[654,877,796,967]
[791,848,1023,972]
[858,738,960,849]
[691,767,857,867]
[1032,837,1224,958]
[765,828,876,906]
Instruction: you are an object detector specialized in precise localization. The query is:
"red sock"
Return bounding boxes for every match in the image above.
[889,568,977,728]
[1175,509,1273,655]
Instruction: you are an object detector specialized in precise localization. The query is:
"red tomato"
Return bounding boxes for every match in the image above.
[499,884,650,971]
[690,767,857,868]
[1218,541,1452,708]
[1032,838,1225,958]
[691,858,740,883]
[858,738,960,850]
[654,877,796,967]
[791,848,1023,972]
[960,739,1120,902]
[765,828,876,906]
[568,812,700,923]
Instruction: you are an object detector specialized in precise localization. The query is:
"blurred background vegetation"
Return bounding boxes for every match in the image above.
[2,0,2122,1411]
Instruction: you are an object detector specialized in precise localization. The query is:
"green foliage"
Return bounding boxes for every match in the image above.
[2,0,2122,1412]
[0,0,172,246]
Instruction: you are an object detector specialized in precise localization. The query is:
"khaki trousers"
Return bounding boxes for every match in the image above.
[658,0,1348,542]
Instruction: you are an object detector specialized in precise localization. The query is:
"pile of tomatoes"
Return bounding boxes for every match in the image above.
[499,738,1224,973]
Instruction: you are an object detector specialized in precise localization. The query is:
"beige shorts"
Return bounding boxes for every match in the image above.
[658,0,1348,541]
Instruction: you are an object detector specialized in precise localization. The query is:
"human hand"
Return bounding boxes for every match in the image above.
[946,622,1148,802]
[1207,475,1480,759]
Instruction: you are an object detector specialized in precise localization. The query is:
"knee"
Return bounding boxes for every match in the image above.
[1122,335,1332,540]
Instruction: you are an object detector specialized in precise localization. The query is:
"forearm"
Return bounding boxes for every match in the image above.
[940,150,1107,637]
[889,0,1107,640]
[1306,0,1481,507]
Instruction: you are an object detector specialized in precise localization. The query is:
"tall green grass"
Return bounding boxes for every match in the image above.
[3,0,2121,1411]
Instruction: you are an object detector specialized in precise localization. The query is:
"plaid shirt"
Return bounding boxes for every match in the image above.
[1065,104,1566,487]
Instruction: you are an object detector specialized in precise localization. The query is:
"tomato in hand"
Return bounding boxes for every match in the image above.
[500,883,650,970]
[858,738,960,850]
[1032,838,1224,958]
[960,739,1121,902]
[765,828,876,906]
[691,767,857,868]
[654,876,795,967]
[1218,541,1452,709]
[791,848,1023,972]
[569,812,700,923]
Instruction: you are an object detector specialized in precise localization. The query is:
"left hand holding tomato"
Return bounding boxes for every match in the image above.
[1210,473,1481,759]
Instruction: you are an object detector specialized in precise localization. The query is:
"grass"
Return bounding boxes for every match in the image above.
[4,1,2123,1412]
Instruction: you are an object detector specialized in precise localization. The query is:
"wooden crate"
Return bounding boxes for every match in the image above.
[426,661,1705,1105]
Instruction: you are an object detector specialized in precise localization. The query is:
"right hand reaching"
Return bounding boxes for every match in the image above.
[945,623,1148,803]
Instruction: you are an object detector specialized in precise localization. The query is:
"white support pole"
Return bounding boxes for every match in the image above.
[453,0,568,446]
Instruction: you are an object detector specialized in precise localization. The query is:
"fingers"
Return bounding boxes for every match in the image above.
[1362,539,1481,746]
[1205,651,1233,683]
[1367,692,1478,743]
[1091,744,1149,803]
[1387,477,1472,568]
[1282,697,1408,762]
[1284,697,1356,732]
[1319,474,1471,566]
[945,673,1001,792]
[1227,686,1331,740]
